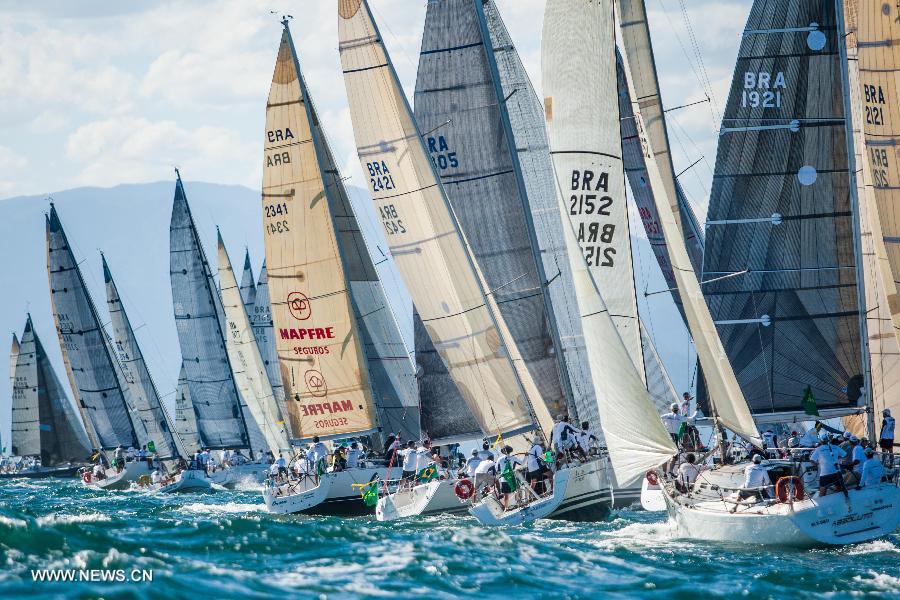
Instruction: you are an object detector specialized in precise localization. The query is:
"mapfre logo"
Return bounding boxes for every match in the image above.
[288,292,311,321]
[304,369,327,397]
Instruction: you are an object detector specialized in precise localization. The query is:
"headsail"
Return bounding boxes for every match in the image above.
[702,1,863,421]
[339,0,542,439]
[250,262,291,439]
[218,234,290,453]
[169,173,252,450]
[11,320,40,457]
[240,250,257,313]
[103,256,181,460]
[641,320,681,414]
[174,364,201,457]
[47,205,138,450]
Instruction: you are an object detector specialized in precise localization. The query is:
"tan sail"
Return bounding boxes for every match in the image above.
[262,29,378,441]
[845,2,900,437]
[9,333,19,400]
[218,234,291,452]
[619,42,762,447]
[338,0,538,438]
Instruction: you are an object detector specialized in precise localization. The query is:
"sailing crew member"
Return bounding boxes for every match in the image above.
[810,434,847,497]
[92,463,105,481]
[346,442,361,469]
[761,429,777,455]
[845,436,866,485]
[880,409,895,460]
[151,469,162,485]
[576,422,599,458]
[737,454,770,502]
[857,447,886,488]
[497,446,522,510]
[473,456,496,492]
[476,441,494,462]
[400,440,418,482]
[415,440,435,479]
[307,436,329,473]
[660,404,693,444]
[525,439,551,495]
[681,392,692,416]
[465,449,482,478]
[114,445,126,472]
[275,453,288,477]
[551,415,578,459]
[677,453,702,492]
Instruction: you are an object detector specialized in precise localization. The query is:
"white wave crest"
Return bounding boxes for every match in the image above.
[0,515,27,528]
[177,502,266,515]
[36,513,111,526]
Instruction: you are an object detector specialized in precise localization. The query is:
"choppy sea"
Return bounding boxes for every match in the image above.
[0,478,898,599]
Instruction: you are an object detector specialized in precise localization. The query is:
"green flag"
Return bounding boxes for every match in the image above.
[801,386,819,416]
[316,457,327,476]
[417,463,438,483]
[147,440,156,454]
[500,462,518,492]
[677,421,687,441]
[361,481,379,507]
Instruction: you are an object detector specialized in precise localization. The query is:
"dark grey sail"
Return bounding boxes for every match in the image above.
[104,256,181,460]
[169,173,252,450]
[703,1,863,418]
[240,250,257,314]
[249,262,290,439]
[47,205,138,451]
[174,364,201,457]
[413,0,575,427]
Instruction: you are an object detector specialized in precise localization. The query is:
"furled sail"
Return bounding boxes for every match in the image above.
[250,262,291,439]
[339,0,540,438]
[240,250,257,314]
[480,0,597,427]
[103,256,181,460]
[169,173,252,450]
[174,364,201,457]
[702,1,863,421]
[414,0,571,421]
[47,205,138,451]
[11,321,40,457]
[262,24,381,442]
[543,0,676,485]
[218,234,290,452]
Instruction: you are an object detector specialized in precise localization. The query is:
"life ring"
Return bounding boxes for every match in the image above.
[645,470,659,486]
[454,478,475,500]
[775,476,805,503]
[81,471,92,484]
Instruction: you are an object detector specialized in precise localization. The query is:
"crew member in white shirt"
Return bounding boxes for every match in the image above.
[346,442,361,469]
[810,435,847,497]
[465,449,482,478]
[473,456,496,491]
[880,408,895,459]
[737,454,770,502]
[858,447,886,488]
[496,446,523,510]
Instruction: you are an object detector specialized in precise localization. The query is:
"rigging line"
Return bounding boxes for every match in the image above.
[663,96,711,114]
[677,0,719,123]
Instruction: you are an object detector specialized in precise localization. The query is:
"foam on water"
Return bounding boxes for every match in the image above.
[36,513,111,526]
[177,502,266,515]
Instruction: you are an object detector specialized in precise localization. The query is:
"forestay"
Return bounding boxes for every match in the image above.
[169,175,252,450]
[250,263,291,439]
[174,364,201,457]
[218,235,290,453]
[703,1,863,420]
[261,25,379,442]
[339,0,538,439]
[47,206,138,451]
[104,257,181,460]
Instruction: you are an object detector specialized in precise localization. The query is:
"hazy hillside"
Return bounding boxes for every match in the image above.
[0,180,689,446]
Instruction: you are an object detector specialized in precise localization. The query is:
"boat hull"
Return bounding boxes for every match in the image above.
[153,470,212,494]
[208,463,270,488]
[0,465,82,479]
[640,477,666,512]
[88,461,151,491]
[469,459,613,525]
[376,479,467,521]
[263,466,386,516]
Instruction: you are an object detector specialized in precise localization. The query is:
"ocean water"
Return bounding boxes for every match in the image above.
[0,478,898,599]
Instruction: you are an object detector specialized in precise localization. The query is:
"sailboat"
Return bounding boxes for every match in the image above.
[169,171,271,487]
[2,316,91,479]
[46,205,150,490]
[260,20,421,516]
[103,255,209,493]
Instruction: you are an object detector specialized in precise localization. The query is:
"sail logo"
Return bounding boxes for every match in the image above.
[864,84,887,126]
[304,369,328,398]
[569,169,616,267]
[426,136,458,171]
[287,292,311,320]
[741,71,785,109]
[279,327,335,340]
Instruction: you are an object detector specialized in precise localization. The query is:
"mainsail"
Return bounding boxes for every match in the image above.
[10,320,40,457]
[174,364,201,457]
[250,262,291,439]
[103,256,181,460]
[169,173,253,450]
[702,1,863,421]
[414,0,571,421]
[261,24,381,442]
[47,205,138,451]
[240,250,257,314]
[218,234,290,452]
[5,334,17,455]
[339,0,542,438]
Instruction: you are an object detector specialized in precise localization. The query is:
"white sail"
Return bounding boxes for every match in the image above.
[338,0,539,439]
[640,320,681,414]
[9,333,18,399]
[542,0,675,486]
[240,250,257,314]
[218,234,290,453]
[11,322,40,457]
[618,24,762,447]
[174,364,201,457]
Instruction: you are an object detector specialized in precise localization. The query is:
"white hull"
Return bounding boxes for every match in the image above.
[640,477,666,512]
[376,479,467,521]
[264,475,332,514]
[263,466,386,516]
[208,463,270,488]
[86,461,151,491]
[469,459,613,525]
[149,470,212,494]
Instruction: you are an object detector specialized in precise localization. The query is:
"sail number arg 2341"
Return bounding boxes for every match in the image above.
[368,161,407,236]
[570,169,616,267]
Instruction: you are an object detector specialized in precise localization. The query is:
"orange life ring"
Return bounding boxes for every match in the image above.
[775,476,805,503]
[454,478,475,500]
[82,471,92,484]
[645,470,659,486]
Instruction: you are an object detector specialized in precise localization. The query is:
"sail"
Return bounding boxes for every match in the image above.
[9,333,18,397]
[413,0,570,421]
[169,174,251,450]
[480,1,597,427]
[218,234,290,452]
[47,206,138,451]
[11,320,40,457]
[845,2,900,436]
[701,1,863,421]
[641,319,680,414]
[240,250,257,313]
[103,256,181,460]
[339,0,539,438]
[262,25,380,442]
[250,262,291,438]
[174,364,201,457]
[858,0,900,337]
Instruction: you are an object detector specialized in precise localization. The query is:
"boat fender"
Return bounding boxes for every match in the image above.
[454,478,475,500]
[775,476,805,503]
[645,471,659,486]
[81,471,92,484]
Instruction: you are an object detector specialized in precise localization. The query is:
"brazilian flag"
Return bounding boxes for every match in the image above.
[802,386,820,416]
[501,462,517,492]
[361,481,379,507]
[417,464,438,483]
